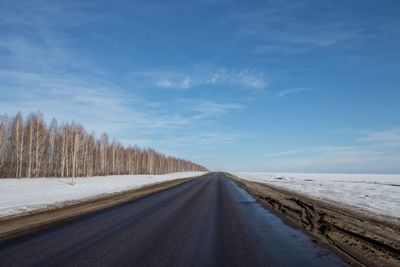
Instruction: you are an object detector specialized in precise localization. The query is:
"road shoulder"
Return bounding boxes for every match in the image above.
[226,173,400,267]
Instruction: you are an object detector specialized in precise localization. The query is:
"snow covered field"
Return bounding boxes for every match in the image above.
[233,172,400,219]
[0,172,206,218]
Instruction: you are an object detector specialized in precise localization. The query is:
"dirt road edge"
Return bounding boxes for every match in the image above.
[0,174,207,241]
[226,173,400,267]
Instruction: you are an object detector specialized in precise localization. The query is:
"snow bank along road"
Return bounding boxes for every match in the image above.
[0,172,206,218]
[233,172,400,219]
[0,172,344,267]
[229,174,400,267]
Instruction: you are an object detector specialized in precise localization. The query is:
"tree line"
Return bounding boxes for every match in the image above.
[0,112,207,179]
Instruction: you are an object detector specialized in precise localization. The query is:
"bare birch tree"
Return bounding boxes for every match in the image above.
[0,111,208,178]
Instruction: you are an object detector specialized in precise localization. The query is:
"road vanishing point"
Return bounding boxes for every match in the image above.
[0,172,345,267]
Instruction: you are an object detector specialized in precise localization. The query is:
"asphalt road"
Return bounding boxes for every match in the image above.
[0,172,345,267]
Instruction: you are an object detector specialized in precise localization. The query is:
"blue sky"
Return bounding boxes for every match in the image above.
[0,0,399,173]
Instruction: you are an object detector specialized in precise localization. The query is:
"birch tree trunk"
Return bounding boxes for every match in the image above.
[1,112,208,178]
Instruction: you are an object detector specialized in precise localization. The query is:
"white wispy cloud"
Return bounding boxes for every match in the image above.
[190,101,244,119]
[0,67,245,144]
[156,77,195,89]
[0,1,245,151]
[358,128,400,147]
[274,88,309,97]
[130,66,268,91]
[260,129,400,173]
[0,72,187,135]
[230,1,369,54]
[161,132,237,148]
[209,68,267,90]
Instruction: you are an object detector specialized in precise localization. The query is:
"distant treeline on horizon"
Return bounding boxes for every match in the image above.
[0,112,208,179]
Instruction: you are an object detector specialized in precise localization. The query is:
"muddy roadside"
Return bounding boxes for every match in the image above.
[0,175,205,241]
[226,173,400,267]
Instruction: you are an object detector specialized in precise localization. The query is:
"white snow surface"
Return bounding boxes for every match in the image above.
[233,172,400,219]
[0,172,206,217]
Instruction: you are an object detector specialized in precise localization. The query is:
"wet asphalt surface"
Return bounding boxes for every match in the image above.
[0,172,345,267]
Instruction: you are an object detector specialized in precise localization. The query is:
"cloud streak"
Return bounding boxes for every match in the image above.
[0,2,245,152]
[274,88,309,97]
[130,66,268,91]
[358,128,400,147]
[259,129,400,173]
[2,0,398,173]
[230,1,372,55]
